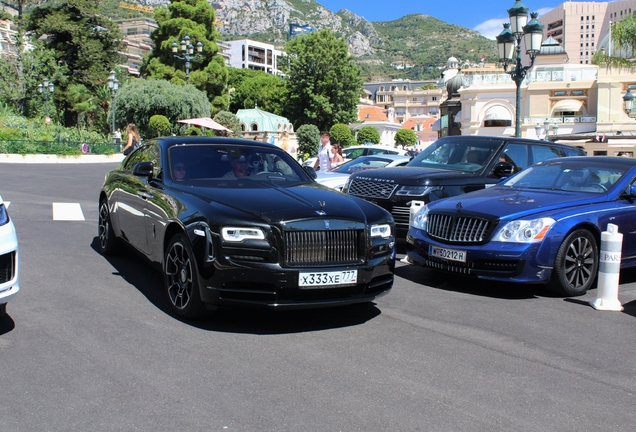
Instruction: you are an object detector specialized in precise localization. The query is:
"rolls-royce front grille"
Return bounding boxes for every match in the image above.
[284,230,363,267]
[348,179,398,199]
[0,251,16,284]
[428,213,493,244]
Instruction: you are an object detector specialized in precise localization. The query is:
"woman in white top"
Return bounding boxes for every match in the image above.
[314,131,333,172]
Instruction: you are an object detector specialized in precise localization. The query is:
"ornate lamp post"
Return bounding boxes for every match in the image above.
[107,70,119,144]
[496,0,544,137]
[37,79,55,122]
[171,35,203,84]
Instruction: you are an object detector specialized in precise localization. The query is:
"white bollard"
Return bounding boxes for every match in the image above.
[590,223,624,311]
[400,200,426,264]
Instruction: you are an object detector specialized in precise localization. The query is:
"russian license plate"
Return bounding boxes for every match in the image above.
[429,245,467,262]
[299,270,358,288]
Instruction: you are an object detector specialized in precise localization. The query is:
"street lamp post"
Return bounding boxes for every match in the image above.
[37,79,55,122]
[496,0,544,137]
[107,70,119,146]
[171,35,203,84]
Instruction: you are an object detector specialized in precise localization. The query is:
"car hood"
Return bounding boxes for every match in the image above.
[349,166,477,185]
[428,186,608,219]
[177,182,374,223]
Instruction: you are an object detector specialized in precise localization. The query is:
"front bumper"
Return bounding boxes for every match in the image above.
[198,254,395,309]
[0,221,19,305]
[406,229,553,284]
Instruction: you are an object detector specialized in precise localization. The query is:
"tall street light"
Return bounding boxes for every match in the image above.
[38,78,55,122]
[496,0,544,137]
[172,35,203,84]
[107,70,119,145]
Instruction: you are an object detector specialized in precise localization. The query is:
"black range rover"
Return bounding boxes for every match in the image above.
[342,136,586,236]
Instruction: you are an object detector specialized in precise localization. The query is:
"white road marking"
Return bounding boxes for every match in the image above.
[52,203,85,221]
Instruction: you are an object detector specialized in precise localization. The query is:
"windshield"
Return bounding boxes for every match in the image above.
[168,144,307,183]
[503,161,627,193]
[407,138,499,172]
[332,156,397,174]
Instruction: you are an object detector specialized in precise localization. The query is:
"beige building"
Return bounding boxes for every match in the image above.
[116,18,159,76]
[539,0,636,65]
[455,36,636,156]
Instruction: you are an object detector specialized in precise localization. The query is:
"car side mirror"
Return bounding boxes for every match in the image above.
[493,161,515,178]
[133,161,154,179]
[626,184,636,197]
[303,166,317,179]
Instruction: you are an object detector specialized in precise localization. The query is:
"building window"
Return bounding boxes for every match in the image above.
[250,123,258,131]
[432,96,438,101]
[412,98,418,102]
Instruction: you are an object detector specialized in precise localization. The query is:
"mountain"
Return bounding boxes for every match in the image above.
[104,0,498,80]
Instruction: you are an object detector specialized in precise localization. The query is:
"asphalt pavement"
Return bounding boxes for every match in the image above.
[1,161,636,431]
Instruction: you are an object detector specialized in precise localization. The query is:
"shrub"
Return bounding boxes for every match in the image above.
[356,126,381,145]
[395,128,417,146]
[148,115,172,137]
[329,123,352,145]
[296,124,320,157]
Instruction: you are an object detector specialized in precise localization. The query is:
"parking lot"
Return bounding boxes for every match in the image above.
[1,162,636,431]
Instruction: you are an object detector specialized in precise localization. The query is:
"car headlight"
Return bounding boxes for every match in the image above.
[0,204,9,226]
[411,205,429,231]
[370,223,392,238]
[221,227,266,242]
[493,217,555,243]
[395,186,440,197]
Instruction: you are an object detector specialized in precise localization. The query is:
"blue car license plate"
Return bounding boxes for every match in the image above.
[429,245,466,262]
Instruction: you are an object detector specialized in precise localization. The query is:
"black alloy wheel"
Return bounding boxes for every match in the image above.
[98,199,120,255]
[164,234,206,319]
[548,229,598,296]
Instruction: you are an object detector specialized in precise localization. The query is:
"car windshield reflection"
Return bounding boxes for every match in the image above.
[503,160,628,193]
[407,138,497,172]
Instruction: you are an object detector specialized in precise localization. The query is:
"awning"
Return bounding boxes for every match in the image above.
[551,99,583,113]
[484,105,512,121]
[431,115,448,131]
[177,117,231,132]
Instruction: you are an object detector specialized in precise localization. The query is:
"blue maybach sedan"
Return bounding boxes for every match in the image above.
[406,156,636,296]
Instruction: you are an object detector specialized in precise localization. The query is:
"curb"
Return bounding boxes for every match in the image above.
[0,153,125,164]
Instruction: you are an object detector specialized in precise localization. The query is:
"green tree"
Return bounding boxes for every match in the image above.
[115,79,210,138]
[148,115,172,137]
[26,0,124,127]
[593,13,636,67]
[213,111,241,138]
[282,29,363,131]
[356,126,381,145]
[227,68,287,115]
[296,124,320,160]
[143,0,228,114]
[329,123,353,146]
[395,128,417,146]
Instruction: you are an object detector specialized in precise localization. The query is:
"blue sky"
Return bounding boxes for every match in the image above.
[317,1,570,39]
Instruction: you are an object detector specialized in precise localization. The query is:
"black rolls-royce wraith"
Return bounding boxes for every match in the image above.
[98,137,395,318]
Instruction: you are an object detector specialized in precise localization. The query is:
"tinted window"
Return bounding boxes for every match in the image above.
[531,144,563,164]
[344,148,365,159]
[408,138,499,172]
[499,143,528,173]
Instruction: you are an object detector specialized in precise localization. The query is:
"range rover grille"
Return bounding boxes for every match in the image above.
[348,179,398,199]
[428,213,493,243]
[284,230,363,267]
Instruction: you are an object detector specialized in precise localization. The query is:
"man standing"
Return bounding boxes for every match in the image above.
[113,128,122,148]
[314,131,333,172]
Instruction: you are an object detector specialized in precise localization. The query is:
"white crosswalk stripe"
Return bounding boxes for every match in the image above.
[52,202,85,221]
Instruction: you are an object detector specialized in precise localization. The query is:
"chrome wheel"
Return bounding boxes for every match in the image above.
[164,234,205,318]
[549,230,598,296]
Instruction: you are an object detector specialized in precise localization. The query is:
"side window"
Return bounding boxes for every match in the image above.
[368,148,389,155]
[562,146,585,157]
[147,144,162,180]
[346,149,365,159]
[499,143,528,173]
[531,145,562,164]
[123,145,148,171]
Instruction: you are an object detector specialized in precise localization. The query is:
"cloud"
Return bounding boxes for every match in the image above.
[474,8,556,40]
[474,18,508,40]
